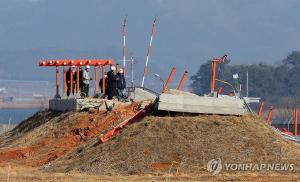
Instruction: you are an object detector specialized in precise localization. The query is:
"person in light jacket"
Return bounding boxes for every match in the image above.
[82,66,92,97]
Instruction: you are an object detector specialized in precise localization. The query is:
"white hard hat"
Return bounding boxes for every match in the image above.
[119,68,123,73]
[233,73,239,79]
[71,65,76,68]
[111,65,116,71]
[86,65,90,69]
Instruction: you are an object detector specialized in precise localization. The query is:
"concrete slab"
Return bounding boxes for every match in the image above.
[129,87,158,102]
[158,90,249,115]
[49,98,77,111]
[49,98,107,111]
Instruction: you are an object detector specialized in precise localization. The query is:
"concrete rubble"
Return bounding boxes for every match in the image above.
[50,98,109,111]
[49,88,249,116]
[129,87,158,102]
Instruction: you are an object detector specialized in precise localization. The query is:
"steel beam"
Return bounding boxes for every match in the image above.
[39,59,114,67]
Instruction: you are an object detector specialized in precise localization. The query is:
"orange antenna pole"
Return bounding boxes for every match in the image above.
[101,65,105,95]
[217,87,222,95]
[177,71,188,91]
[55,66,60,98]
[69,65,74,97]
[210,54,228,94]
[94,66,99,96]
[210,59,217,93]
[162,66,176,93]
[266,106,273,125]
[294,108,298,136]
[257,101,264,118]
[62,66,67,97]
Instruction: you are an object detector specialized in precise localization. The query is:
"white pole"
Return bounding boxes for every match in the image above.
[122,17,127,78]
[141,17,157,87]
[131,55,134,87]
[246,71,249,97]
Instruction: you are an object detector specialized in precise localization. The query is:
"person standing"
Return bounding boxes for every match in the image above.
[99,72,108,96]
[66,65,76,96]
[120,68,126,98]
[79,66,84,97]
[107,65,118,100]
[117,68,126,100]
[82,66,91,97]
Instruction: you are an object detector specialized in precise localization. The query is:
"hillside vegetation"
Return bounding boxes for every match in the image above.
[191,51,300,107]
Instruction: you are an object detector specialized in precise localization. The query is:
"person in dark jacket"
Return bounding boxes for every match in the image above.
[99,72,108,96]
[107,65,119,100]
[79,67,84,97]
[117,68,126,101]
[66,66,76,96]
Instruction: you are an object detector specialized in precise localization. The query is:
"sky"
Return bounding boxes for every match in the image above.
[0,0,300,85]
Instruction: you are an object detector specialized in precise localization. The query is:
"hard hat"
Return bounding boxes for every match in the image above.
[111,65,116,71]
[71,65,76,68]
[233,73,239,79]
[86,65,90,69]
[119,68,123,73]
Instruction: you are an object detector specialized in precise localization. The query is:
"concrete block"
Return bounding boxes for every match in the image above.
[158,90,248,115]
[77,98,106,111]
[49,98,77,111]
[129,88,158,102]
[49,98,107,112]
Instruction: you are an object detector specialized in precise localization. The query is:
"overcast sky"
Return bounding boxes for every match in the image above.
[1,0,300,81]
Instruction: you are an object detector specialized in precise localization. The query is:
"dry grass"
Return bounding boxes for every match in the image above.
[1,111,300,181]
[47,114,300,176]
[0,166,299,182]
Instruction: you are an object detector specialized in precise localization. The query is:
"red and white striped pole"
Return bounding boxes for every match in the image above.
[141,17,157,87]
[130,54,134,88]
[122,16,127,78]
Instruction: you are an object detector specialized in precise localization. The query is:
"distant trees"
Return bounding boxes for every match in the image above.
[190,51,300,107]
[283,51,300,66]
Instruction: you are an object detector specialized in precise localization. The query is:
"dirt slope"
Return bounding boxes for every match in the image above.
[47,115,300,175]
[1,105,299,179]
[0,102,138,167]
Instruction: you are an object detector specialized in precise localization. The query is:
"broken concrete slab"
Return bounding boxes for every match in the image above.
[128,87,158,102]
[49,98,107,111]
[158,90,249,115]
[77,98,107,111]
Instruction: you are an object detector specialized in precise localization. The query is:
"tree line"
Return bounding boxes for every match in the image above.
[190,51,300,107]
